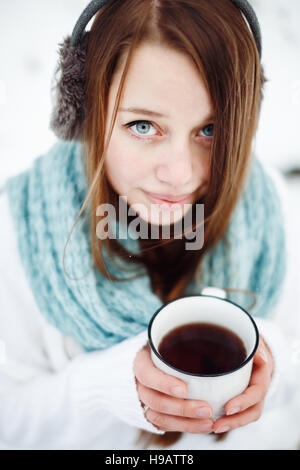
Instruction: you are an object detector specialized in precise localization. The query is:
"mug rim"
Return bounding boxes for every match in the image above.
[148,294,259,378]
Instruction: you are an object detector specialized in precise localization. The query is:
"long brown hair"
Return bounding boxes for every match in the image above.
[63,0,267,448]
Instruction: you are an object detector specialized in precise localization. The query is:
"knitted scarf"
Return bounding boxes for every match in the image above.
[4,140,286,352]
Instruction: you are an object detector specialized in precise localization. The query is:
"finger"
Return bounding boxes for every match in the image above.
[134,344,189,398]
[225,384,265,416]
[137,381,213,419]
[254,337,269,367]
[145,408,214,434]
[225,356,271,415]
[250,357,272,388]
[213,402,264,434]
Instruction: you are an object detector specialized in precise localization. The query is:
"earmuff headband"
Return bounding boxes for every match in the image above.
[70,0,109,48]
[70,0,262,58]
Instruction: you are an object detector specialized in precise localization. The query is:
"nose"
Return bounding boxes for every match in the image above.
[155,144,193,187]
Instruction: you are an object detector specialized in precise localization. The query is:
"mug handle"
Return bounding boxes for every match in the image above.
[201,287,227,299]
[201,287,257,312]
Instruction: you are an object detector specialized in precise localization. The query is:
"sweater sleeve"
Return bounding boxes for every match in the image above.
[0,330,164,450]
[0,189,163,450]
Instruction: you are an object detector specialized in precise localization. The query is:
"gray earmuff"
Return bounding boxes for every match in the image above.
[49,0,262,142]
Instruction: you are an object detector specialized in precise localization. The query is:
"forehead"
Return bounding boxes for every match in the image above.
[110,42,214,119]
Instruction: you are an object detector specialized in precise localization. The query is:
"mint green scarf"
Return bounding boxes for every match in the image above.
[4,140,286,351]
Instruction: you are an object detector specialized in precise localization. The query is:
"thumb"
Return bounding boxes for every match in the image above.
[255,340,268,365]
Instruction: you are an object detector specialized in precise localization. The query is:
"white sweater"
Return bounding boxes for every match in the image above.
[0,166,299,450]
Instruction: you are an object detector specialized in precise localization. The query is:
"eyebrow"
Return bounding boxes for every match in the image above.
[118,106,215,124]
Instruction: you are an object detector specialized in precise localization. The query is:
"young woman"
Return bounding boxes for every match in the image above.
[0,0,296,450]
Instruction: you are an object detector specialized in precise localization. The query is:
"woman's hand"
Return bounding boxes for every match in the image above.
[134,343,214,434]
[212,335,274,434]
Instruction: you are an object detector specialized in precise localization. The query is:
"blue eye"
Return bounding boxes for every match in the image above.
[199,124,214,138]
[125,120,156,137]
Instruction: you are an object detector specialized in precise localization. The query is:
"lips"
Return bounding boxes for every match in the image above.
[144,191,194,208]
[145,192,193,203]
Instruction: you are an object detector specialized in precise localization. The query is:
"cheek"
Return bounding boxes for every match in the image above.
[195,150,211,183]
[105,137,151,186]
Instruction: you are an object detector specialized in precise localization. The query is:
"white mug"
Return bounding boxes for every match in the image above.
[148,287,259,420]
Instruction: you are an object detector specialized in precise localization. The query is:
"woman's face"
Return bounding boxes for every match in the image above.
[104,42,214,227]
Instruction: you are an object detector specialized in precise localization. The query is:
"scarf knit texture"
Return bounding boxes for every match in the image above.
[4,140,287,352]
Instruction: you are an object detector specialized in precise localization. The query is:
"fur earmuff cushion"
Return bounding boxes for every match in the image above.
[49,32,89,141]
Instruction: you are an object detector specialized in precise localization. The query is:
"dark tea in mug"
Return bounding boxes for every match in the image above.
[158,322,247,375]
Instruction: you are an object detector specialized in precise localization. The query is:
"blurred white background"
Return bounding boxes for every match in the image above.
[0,0,299,450]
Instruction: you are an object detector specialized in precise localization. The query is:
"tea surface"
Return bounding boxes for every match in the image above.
[158,322,247,375]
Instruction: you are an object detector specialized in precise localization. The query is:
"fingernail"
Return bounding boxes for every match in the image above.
[199,422,213,432]
[226,406,241,416]
[196,407,212,418]
[171,386,187,398]
[215,425,230,434]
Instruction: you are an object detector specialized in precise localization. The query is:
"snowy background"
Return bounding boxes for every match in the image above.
[0,0,299,450]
